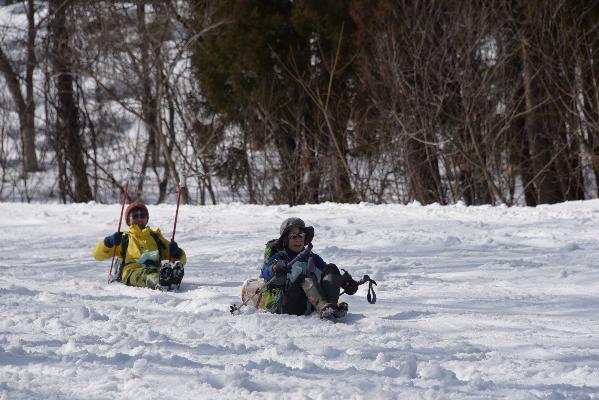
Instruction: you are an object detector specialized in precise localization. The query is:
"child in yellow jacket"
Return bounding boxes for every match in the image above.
[93,201,186,290]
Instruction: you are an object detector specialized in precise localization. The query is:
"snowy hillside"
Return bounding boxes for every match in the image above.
[1,201,599,399]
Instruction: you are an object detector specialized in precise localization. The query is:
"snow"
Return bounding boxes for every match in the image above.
[1,200,599,399]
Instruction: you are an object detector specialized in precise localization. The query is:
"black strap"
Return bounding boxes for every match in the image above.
[358,275,377,304]
[339,272,378,304]
[306,252,315,276]
[151,232,165,260]
[115,232,165,282]
[367,279,377,304]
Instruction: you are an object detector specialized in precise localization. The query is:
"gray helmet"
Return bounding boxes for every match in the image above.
[280,217,306,235]
[278,217,314,247]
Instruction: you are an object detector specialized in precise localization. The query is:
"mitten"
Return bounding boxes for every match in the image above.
[104,232,123,248]
[270,259,291,277]
[340,269,359,295]
[169,240,183,259]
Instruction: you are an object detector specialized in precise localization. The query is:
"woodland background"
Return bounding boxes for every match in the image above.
[1,0,599,206]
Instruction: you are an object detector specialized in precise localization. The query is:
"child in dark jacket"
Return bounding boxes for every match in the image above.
[259,217,348,320]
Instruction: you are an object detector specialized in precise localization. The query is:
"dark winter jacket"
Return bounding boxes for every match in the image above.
[261,247,327,281]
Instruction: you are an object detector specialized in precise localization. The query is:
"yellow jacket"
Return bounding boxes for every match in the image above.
[93,225,187,266]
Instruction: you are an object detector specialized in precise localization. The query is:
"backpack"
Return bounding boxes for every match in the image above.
[263,238,283,262]
[260,238,284,311]
[115,232,165,282]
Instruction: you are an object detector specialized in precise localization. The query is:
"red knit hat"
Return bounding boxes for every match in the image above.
[125,201,149,225]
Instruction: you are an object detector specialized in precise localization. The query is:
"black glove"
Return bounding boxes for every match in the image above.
[340,269,359,295]
[169,240,183,259]
[104,231,123,248]
[270,259,291,277]
[324,263,340,276]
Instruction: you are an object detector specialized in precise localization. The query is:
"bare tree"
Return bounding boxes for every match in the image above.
[351,0,449,205]
[0,0,39,173]
[48,0,92,202]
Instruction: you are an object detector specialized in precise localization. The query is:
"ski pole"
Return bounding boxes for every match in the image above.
[171,185,183,242]
[107,179,129,283]
[168,185,184,263]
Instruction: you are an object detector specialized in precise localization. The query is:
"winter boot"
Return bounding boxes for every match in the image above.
[170,261,184,290]
[319,303,338,321]
[319,302,348,321]
[334,302,348,319]
[159,263,174,289]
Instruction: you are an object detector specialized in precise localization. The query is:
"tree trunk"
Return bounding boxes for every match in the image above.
[23,0,39,172]
[137,3,160,202]
[273,127,301,204]
[299,109,320,204]
[580,38,599,197]
[49,0,93,202]
[136,133,154,200]
[0,2,39,173]
[512,116,538,206]
[520,43,563,204]
[405,134,444,205]
[329,125,355,203]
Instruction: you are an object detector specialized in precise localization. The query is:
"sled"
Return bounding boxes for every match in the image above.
[240,277,268,310]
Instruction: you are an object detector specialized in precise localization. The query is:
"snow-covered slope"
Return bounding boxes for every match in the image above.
[1,201,599,399]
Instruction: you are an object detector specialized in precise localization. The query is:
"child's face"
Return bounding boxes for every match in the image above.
[129,209,148,229]
[287,226,306,253]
